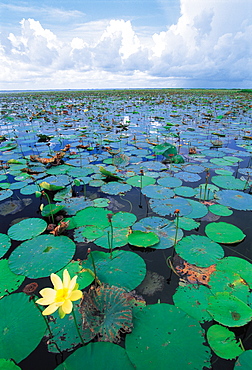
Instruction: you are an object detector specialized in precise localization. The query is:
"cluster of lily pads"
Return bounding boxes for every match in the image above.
[0,89,252,370]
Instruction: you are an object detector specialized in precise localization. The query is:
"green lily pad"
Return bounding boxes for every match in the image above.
[55,342,135,370]
[216,189,252,210]
[235,350,252,369]
[9,234,76,278]
[157,176,182,188]
[41,204,64,217]
[208,269,250,302]
[0,293,46,363]
[7,218,47,241]
[93,197,110,207]
[0,189,13,201]
[175,171,201,182]
[82,225,104,240]
[207,292,252,327]
[205,222,246,244]
[56,260,94,290]
[149,197,192,217]
[208,204,233,216]
[20,184,41,195]
[125,303,211,370]
[81,250,146,291]
[94,227,130,249]
[0,233,11,258]
[214,256,252,289]
[207,324,243,359]
[72,206,111,229]
[48,306,83,353]
[175,235,224,267]
[132,216,183,249]
[0,259,25,297]
[0,359,21,370]
[211,175,246,190]
[178,217,200,231]
[126,175,155,188]
[174,186,197,197]
[128,230,159,248]
[186,199,208,219]
[173,284,213,323]
[101,181,132,195]
[141,184,174,199]
[111,211,137,228]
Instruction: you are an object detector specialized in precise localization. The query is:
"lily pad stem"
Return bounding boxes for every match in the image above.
[72,305,85,346]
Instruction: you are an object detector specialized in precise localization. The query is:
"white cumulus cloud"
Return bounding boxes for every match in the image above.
[0,0,251,89]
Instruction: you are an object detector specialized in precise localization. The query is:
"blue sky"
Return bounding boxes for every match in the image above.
[0,0,251,90]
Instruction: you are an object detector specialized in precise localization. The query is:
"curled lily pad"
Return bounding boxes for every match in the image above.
[205,222,246,244]
[0,293,46,363]
[175,235,224,267]
[7,218,47,241]
[128,230,159,248]
[207,292,252,327]
[81,284,133,343]
[8,234,76,278]
[207,324,243,360]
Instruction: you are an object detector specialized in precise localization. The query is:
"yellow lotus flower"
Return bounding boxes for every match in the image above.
[36,269,83,319]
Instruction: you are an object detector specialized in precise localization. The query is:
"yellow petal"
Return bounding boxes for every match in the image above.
[42,303,59,316]
[61,299,73,314]
[69,290,83,302]
[63,269,71,289]
[51,273,63,290]
[37,288,56,304]
[68,275,78,292]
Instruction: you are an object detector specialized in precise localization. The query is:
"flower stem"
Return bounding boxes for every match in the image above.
[72,305,85,346]
[32,298,63,355]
